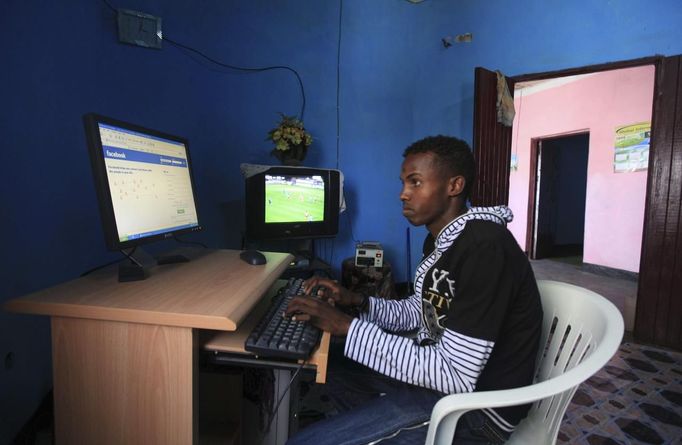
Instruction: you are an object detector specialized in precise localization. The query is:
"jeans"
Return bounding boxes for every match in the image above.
[287,342,509,445]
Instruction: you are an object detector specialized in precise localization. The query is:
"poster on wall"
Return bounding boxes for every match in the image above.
[614,122,650,173]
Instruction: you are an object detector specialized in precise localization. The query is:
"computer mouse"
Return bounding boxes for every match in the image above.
[239,249,267,265]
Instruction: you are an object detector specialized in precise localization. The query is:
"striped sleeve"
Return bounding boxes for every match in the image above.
[358,294,421,332]
[344,319,494,394]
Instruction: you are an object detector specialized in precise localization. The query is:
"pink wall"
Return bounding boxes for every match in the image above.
[508,65,655,272]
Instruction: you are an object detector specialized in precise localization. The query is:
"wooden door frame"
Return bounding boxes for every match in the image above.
[476,55,682,349]
[526,138,540,258]
[510,56,660,85]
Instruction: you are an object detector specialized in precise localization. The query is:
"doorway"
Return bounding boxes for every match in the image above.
[530,133,589,260]
[505,66,653,276]
[473,55,682,349]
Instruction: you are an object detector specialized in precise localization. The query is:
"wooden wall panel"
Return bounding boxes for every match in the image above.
[635,55,682,350]
[472,67,513,206]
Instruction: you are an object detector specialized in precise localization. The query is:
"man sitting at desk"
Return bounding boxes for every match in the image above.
[285,135,543,445]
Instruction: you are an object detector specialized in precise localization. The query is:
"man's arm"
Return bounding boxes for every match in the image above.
[346,238,511,395]
[301,276,422,332]
[358,294,422,332]
[345,320,493,394]
[285,293,423,335]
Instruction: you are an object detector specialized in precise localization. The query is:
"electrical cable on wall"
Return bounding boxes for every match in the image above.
[345,202,359,244]
[317,0,344,271]
[163,37,306,120]
[335,0,343,171]
[100,0,306,120]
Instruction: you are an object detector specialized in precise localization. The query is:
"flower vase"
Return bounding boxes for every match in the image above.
[278,144,307,166]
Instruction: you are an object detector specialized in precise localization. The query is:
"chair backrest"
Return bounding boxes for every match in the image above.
[425,280,623,445]
[510,280,625,444]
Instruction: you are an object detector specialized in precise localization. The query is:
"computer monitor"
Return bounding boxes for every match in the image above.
[244,166,341,240]
[83,113,202,252]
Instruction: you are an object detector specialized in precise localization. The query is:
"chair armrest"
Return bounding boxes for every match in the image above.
[425,359,615,445]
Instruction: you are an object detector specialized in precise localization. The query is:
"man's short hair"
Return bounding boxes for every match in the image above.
[403,135,476,199]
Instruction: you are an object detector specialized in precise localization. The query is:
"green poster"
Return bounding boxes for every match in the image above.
[614,122,650,173]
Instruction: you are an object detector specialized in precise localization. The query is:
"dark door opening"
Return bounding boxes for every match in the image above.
[530,133,589,260]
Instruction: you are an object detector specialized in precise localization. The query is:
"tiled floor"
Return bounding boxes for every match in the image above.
[557,341,682,445]
[530,257,638,331]
[529,258,682,444]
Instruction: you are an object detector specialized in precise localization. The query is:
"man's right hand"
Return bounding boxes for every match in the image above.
[302,276,364,308]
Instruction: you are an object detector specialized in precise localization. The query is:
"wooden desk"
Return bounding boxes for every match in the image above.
[4,249,326,445]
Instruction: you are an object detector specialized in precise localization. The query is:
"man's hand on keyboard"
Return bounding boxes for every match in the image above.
[285,295,353,336]
[302,277,364,308]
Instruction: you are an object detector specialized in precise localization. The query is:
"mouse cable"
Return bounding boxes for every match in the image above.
[80,246,141,277]
[263,360,307,438]
[79,255,128,277]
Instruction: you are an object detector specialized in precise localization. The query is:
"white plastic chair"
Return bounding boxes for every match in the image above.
[425,280,624,445]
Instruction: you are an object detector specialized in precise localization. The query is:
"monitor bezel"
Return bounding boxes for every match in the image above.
[83,113,202,251]
[244,166,340,240]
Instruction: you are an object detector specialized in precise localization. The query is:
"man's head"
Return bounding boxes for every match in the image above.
[400,135,475,236]
[402,135,475,199]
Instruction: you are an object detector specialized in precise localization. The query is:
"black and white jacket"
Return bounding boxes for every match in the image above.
[344,206,543,431]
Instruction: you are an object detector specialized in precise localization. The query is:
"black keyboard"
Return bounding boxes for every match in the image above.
[245,278,322,360]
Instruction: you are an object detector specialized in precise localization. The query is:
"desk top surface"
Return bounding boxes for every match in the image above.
[4,249,293,331]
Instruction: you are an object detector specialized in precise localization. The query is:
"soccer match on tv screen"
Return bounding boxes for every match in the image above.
[265,175,325,223]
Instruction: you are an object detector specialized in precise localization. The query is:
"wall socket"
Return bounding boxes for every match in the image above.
[117,9,162,49]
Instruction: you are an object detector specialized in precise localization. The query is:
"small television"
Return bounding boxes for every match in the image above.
[83,113,202,252]
[244,166,341,240]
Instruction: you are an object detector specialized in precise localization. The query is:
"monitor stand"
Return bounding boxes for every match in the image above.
[118,260,149,282]
[157,254,190,265]
[117,248,192,282]
[118,248,155,282]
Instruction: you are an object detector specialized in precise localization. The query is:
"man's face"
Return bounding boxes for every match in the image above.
[400,152,457,234]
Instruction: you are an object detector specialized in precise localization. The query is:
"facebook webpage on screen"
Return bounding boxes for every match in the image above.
[99,123,199,242]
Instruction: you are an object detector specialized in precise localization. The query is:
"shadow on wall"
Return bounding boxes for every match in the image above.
[221,199,246,250]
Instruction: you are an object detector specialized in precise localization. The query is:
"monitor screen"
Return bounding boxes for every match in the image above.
[84,113,202,251]
[265,174,325,223]
[245,166,341,240]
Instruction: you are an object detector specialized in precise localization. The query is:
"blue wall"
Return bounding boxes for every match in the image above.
[2,0,681,441]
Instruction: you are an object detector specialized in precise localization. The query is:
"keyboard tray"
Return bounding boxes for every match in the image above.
[244,278,321,360]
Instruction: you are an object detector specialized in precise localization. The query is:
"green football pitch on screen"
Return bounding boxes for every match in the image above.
[265,182,325,223]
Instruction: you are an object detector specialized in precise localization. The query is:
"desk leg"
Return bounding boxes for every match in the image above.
[51,317,197,445]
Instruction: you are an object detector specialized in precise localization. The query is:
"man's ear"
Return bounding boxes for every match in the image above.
[448,176,466,197]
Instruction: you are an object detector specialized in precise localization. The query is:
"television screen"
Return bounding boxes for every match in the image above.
[265,174,325,223]
[244,166,341,240]
[84,114,202,251]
